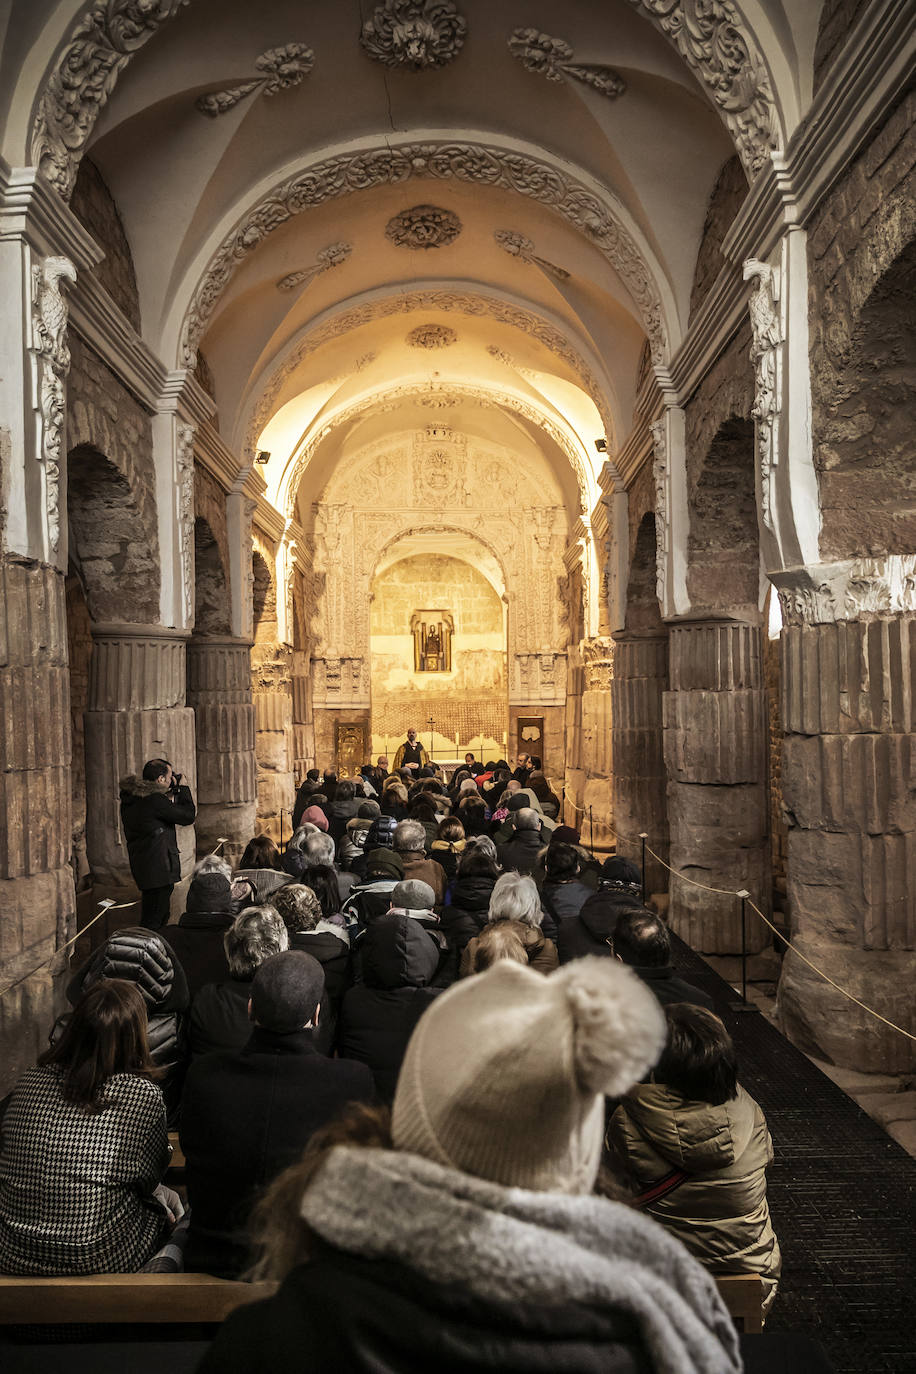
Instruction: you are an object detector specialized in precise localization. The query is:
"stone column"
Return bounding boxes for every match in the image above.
[187,636,256,863]
[776,580,916,1072]
[579,638,615,851]
[252,640,294,843]
[664,620,770,952]
[611,634,669,893]
[0,559,74,1087]
[291,652,314,781]
[84,624,196,900]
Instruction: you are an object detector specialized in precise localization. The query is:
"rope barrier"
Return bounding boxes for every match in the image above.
[0,899,137,1001]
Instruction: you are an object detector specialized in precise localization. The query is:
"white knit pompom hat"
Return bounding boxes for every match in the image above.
[392,957,666,1194]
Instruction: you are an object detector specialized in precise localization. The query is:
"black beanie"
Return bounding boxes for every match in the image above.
[186,871,233,915]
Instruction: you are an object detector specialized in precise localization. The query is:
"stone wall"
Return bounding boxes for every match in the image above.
[807,86,916,559]
[689,156,749,323]
[71,158,141,331]
[65,572,93,891]
[251,535,293,840]
[813,0,871,96]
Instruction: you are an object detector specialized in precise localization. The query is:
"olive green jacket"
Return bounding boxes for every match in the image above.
[608,1082,781,1313]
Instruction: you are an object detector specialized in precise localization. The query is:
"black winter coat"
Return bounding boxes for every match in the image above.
[337,915,442,1100]
[557,887,644,964]
[188,978,253,1059]
[119,775,195,890]
[160,911,233,999]
[540,879,594,937]
[180,1028,374,1277]
[439,873,497,951]
[288,927,351,1055]
[198,1249,651,1373]
[496,830,545,876]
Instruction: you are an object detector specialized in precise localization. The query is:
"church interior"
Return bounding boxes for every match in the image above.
[0,0,914,1366]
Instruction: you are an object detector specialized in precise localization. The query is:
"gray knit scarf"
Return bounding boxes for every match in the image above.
[301,1146,743,1374]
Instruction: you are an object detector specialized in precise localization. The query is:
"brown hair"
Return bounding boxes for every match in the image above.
[39,979,160,1113]
[239,834,283,871]
[247,1102,393,1280]
[471,922,528,973]
[436,816,465,844]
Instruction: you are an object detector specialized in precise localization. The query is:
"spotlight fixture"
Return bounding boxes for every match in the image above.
[255,450,271,464]
[594,437,607,453]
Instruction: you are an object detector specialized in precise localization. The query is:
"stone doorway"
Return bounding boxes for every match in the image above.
[336,721,367,777]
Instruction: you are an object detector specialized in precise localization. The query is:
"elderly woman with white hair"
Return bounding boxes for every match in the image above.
[459,872,558,977]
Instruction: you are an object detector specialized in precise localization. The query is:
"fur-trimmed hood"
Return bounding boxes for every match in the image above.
[301,1147,741,1374]
[119,773,169,799]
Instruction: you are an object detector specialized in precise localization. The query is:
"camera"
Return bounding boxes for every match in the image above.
[170,771,182,790]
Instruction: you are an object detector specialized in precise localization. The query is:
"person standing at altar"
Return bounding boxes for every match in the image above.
[393,727,428,774]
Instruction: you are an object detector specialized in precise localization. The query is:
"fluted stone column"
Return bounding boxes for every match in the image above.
[578,639,615,850]
[187,636,256,862]
[611,634,669,893]
[778,612,916,1071]
[291,650,314,783]
[84,624,196,896]
[252,640,294,843]
[0,559,74,1089]
[664,621,770,952]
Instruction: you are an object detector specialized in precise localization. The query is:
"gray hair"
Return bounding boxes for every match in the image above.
[394,819,426,854]
[513,807,541,832]
[466,834,498,863]
[458,777,478,795]
[303,833,336,868]
[193,853,232,880]
[488,872,542,929]
[287,825,317,852]
[224,906,289,979]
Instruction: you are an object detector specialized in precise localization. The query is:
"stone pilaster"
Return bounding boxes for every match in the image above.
[0,558,74,1093]
[84,624,196,896]
[664,621,770,952]
[611,634,669,893]
[290,650,314,782]
[252,640,294,843]
[777,611,916,1071]
[576,638,615,850]
[187,636,256,862]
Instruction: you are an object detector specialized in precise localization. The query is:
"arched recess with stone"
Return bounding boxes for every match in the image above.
[667,335,770,954]
[187,507,257,861]
[776,104,916,1071]
[251,539,293,842]
[613,508,669,893]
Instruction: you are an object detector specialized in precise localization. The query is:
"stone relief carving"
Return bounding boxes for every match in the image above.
[406,323,457,348]
[248,290,614,462]
[360,0,467,69]
[176,423,196,624]
[31,0,189,200]
[651,417,668,609]
[180,139,666,367]
[276,242,352,292]
[583,636,615,692]
[283,537,298,646]
[242,498,257,637]
[196,43,314,116]
[486,344,514,365]
[625,0,780,175]
[772,556,916,627]
[30,254,77,554]
[282,381,588,520]
[508,28,626,100]
[385,204,462,249]
[494,228,570,281]
[743,258,782,535]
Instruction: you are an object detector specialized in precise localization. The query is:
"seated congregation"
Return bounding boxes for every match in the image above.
[0,758,782,1370]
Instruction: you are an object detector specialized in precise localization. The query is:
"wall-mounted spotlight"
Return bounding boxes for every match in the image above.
[255,450,271,464]
[594,438,607,453]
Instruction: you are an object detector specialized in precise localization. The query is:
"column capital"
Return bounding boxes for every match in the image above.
[771,555,916,627]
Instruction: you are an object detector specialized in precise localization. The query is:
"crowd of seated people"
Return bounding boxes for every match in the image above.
[0,751,782,1370]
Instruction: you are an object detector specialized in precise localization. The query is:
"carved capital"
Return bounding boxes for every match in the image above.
[771,556,916,626]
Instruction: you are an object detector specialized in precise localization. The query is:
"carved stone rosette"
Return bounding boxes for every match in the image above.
[32,0,190,200]
[196,43,314,116]
[30,255,77,555]
[385,204,462,249]
[360,0,467,70]
[743,259,782,534]
[406,323,457,349]
[508,28,626,100]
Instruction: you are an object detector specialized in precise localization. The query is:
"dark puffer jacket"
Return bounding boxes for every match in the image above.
[289,925,351,1055]
[119,775,196,891]
[440,873,498,951]
[557,886,644,963]
[63,928,189,1119]
[337,915,442,1100]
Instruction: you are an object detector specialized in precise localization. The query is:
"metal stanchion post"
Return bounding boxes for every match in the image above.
[279,808,285,852]
[639,833,648,902]
[589,806,594,854]
[729,890,756,1012]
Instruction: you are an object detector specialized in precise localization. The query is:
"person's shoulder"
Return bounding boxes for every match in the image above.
[106,1073,165,1107]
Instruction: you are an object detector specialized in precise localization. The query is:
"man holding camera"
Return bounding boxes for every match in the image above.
[119,758,196,929]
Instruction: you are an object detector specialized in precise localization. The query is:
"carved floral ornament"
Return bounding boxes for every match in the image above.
[276,242,352,292]
[508,29,626,100]
[179,139,667,367]
[360,0,467,70]
[494,229,570,282]
[195,43,314,116]
[29,254,77,555]
[406,323,457,348]
[743,258,782,535]
[771,556,916,627]
[385,204,462,249]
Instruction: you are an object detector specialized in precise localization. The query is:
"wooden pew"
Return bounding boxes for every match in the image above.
[0,1270,763,1334]
[0,1273,277,1325]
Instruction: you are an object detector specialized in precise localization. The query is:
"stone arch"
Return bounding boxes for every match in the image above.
[251,548,275,639]
[193,517,231,636]
[687,415,759,620]
[816,236,916,560]
[66,443,159,623]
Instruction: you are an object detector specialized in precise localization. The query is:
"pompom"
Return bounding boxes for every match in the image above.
[553,957,667,1096]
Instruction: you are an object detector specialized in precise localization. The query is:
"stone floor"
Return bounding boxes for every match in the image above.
[675,936,916,1374]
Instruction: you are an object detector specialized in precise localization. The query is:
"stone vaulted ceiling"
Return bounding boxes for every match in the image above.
[3,0,821,521]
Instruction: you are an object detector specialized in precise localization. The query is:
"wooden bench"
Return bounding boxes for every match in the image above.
[0,1271,763,1333]
[0,1273,277,1325]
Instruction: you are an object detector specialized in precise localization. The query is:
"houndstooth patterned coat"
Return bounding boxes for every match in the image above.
[0,1066,170,1274]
